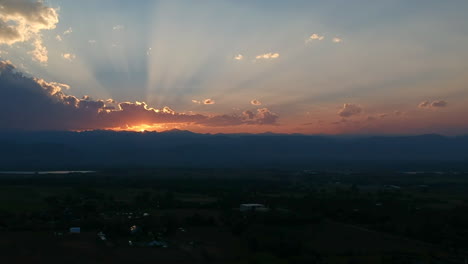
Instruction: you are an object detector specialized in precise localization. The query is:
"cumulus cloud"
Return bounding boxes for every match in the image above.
[62,53,76,61]
[419,100,448,109]
[234,54,243,60]
[307,33,324,42]
[332,37,343,43]
[338,103,362,118]
[255,52,279,60]
[203,99,215,105]
[250,99,261,106]
[0,61,279,130]
[0,0,59,63]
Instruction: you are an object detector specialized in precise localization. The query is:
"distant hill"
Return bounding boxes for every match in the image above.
[0,131,467,171]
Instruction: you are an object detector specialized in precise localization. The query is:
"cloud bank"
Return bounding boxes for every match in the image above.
[0,61,279,130]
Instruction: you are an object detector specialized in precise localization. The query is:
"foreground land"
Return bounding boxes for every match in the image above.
[1,168,468,263]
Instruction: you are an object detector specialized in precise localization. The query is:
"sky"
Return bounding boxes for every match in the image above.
[1,0,468,135]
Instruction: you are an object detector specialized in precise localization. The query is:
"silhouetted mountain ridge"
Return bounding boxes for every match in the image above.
[0,131,467,170]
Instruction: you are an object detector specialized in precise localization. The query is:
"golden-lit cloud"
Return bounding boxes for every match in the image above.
[62,53,76,61]
[191,99,201,104]
[250,99,262,105]
[338,103,362,118]
[0,0,59,63]
[234,54,243,60]
[307,33,325,42]
[332,37,343,43]
[203,99,215,105]
[255,52,280,60]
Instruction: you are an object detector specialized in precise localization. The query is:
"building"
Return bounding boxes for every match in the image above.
[240,204,268,212]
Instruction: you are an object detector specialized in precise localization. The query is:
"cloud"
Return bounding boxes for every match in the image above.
[63,27,72,35]
[0,61,279,130]
[203,99,215,105]
[62,53,76,61]
[419,100,448,109]
[88,40,96,44]
[332,37,343,43]
[113,25,124,30]
[201,108,279,127]
[191,99,201,104]
[255,52,279,60]
[233,54,243,60]
[431,100,448,108]
[0,0,59,63]
[250,99,261,106]
[307,33,324,42]
[418,101,430,108]
[55,35,62,41]
[338,103,362,118]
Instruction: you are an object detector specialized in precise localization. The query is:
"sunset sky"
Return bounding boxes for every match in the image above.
[1,0,468,134]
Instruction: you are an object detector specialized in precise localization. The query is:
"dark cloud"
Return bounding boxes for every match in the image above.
[338,103,362,118]
[0,61,279,130]
[431,100,447,108]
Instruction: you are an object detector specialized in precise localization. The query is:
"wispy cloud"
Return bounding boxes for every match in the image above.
[113,25,124,31]
[338,103,362,118]
[419,100,448,109]
[63,27,73,35]
[233,54,243,60]
[255,52,280,60]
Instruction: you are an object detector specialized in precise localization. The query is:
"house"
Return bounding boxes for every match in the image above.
[240,204,268,212]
